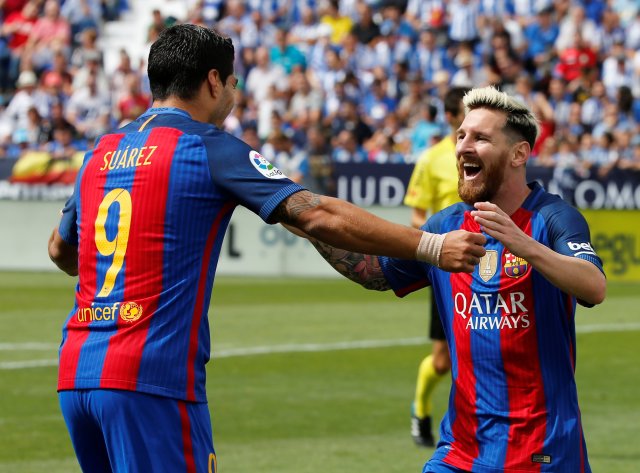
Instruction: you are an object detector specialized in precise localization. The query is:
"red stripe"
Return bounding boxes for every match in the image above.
[501,208,546,470]
[100,128,182,388]
[179,401,197,473]
[444,212,479,469]
[185,202,235,401]
[58,134,125,390]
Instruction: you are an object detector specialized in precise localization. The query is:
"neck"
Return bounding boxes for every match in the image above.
[492,179,531,216]
[152,97,210,124]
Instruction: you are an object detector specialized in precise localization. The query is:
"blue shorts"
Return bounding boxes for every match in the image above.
[59,389,216,473]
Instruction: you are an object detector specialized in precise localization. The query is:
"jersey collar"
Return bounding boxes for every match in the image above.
[141,107,193,120]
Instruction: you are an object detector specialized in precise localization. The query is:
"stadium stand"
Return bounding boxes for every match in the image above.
[0,0,639,191]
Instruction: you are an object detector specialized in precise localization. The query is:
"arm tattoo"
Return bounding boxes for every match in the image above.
[271,190,320,224]
[308,238,391,291]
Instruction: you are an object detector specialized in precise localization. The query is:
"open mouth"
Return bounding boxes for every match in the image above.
[462,162,482,180]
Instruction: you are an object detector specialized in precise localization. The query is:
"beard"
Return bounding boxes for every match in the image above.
[458,151,509,205]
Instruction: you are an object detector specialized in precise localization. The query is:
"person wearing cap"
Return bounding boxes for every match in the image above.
[0,69,41,144]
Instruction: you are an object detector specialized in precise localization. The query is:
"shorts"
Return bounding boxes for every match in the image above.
[423,448,471,472]
[428,286,446,341]
[59,389,216,473]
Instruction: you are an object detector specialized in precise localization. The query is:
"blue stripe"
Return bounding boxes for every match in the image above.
[531,212,586,471]
[74,131,151,386]
[134,133,234,401]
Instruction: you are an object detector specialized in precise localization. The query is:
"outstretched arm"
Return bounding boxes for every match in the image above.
[274,190,486,273]
[471,202,606,306]
[306,237,391,291]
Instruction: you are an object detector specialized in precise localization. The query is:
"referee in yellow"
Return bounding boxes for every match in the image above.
[404,87,469,447]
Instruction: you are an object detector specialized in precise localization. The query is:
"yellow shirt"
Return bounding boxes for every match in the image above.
[320,15,353,45]
[403,136,460,215]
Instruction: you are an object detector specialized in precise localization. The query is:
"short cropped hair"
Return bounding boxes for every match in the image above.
[148,24,235,101]
[443,86,470,116]
[463,86,539,149]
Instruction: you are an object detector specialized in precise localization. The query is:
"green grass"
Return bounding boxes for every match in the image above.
[0,272,639,472]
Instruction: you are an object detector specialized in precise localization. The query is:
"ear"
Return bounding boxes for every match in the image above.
[512,141,530,168]
[206,69,220,99]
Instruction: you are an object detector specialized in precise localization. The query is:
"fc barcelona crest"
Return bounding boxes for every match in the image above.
[503,251,529,278]
[479,250,498,282]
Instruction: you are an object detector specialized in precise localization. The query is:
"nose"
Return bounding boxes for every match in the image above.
[456,135,472,158]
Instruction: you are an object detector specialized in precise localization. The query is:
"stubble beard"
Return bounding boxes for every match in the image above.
[458,151,509,205]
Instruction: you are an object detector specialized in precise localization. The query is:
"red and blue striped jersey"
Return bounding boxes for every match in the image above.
[380,183,603,472]
[57,107,304,402]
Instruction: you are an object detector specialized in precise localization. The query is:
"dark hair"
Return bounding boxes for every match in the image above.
[444,87,470,115]
[148,24,235,101]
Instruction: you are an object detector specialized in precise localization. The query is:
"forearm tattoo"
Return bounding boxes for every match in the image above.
[308,238,391,291]
[271,191,321,224]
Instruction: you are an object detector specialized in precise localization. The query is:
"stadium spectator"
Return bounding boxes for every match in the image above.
[0,0,638,199]
[114,72,149,125]
[285,69,323,130]
[484,29,523,93]
[580,80,609,132]
[555,4,598,52]
[269,27,306,74]
[618,135,640,171]
[523,6,558,75]
[546,77,572,129]
[350,1,379,45]
[60,0,101,42]
[43,122,81,161]
[601,41,634,97]
[447,0,480,45]
[65,70,111,139]
[450,47,486,88]
[331,128,367,163]
[47,24,484,473]
[328,97,372,146]
[146,8,169,43]
[407,101,443,159]
[300,86,606,473]
[24,0,72,72]
[554,31,598,83]
[68,27,101,73]
[0,69,41,144]
[288,6,323,55]
[405,0,446,33]
[0,0,38,93]
[320,0,353,46]
[360,77,397,128]
[261,129,308,184]
[302,123,333,194]
[411,26,448,86]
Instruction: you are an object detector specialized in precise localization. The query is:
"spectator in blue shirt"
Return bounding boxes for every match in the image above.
[524,6,559,73]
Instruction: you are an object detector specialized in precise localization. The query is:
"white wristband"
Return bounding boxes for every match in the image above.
[416,231,446,267]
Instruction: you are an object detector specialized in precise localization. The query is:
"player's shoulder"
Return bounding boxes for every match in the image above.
[528,182,584,221]
[199,128,253,154]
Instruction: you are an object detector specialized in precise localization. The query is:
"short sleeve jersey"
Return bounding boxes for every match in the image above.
[382,183,603,473]
[57,108,304,402]
[403,136,460,215]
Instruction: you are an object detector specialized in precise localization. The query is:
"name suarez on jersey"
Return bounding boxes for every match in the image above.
[454,291,531,330]
[99,145,158,171]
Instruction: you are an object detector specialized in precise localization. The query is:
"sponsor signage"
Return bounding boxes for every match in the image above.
[333,163,640,210]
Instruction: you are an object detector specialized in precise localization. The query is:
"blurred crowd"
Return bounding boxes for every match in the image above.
[1,0,639,194]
